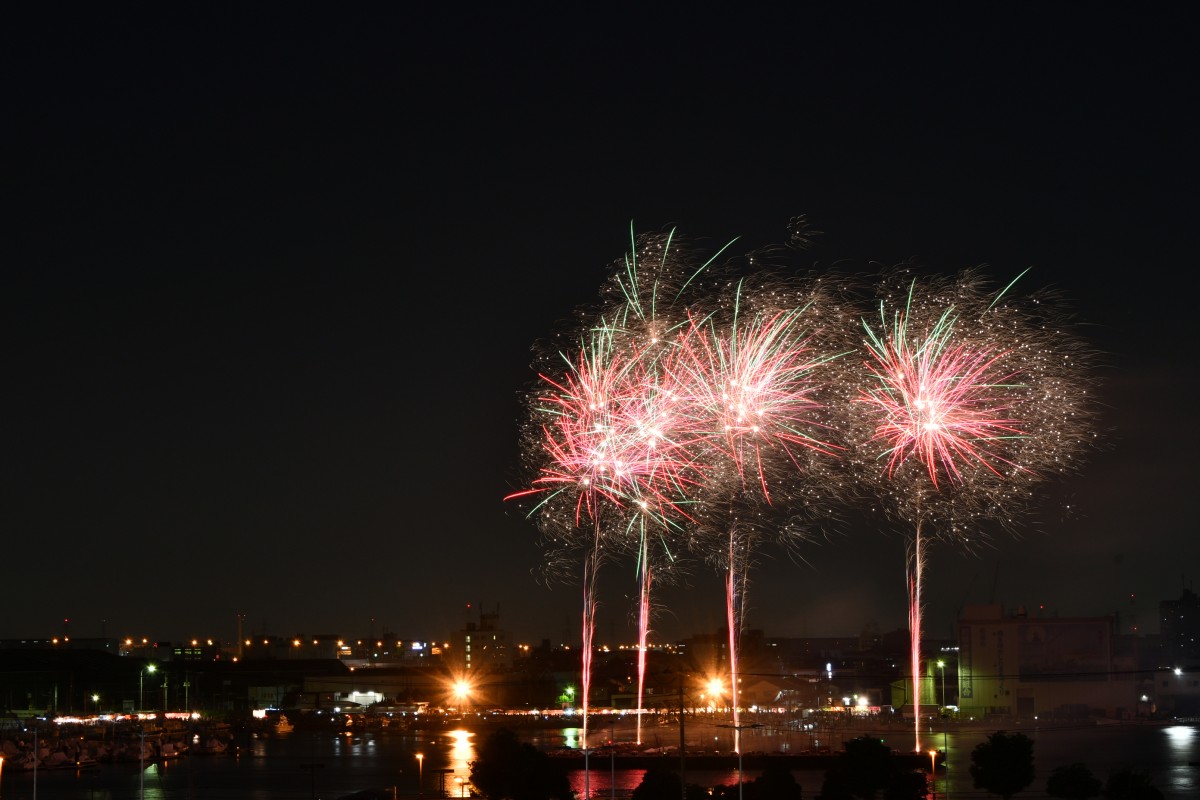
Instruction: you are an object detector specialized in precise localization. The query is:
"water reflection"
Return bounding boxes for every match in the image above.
[447,728,474,776]
[5,720,1196,799]
[1163,723,1196,753]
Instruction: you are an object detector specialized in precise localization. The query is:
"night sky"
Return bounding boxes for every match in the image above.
[5,8,1195,646]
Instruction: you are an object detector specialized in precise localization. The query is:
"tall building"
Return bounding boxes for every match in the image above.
[450,604,512,672]
[1159,587,1200,667]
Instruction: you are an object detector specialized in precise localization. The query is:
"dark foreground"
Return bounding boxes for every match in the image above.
[548,749,938,771]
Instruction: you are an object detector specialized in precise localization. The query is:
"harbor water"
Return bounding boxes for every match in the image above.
[0,717,1196,799]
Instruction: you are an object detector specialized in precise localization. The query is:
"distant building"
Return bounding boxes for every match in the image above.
[301,664,444,711]
[236,634,342,660]
[946,603,1145,719]
[334,634,441,667]
[763,634,858,672]
[450,604,513,672]
[1159,587,1200,667]
[171,639,223,661]
[0,637,121,654]
[1154,665,1200,715]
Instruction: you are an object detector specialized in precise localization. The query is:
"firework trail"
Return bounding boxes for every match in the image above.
[508,228,1096,766]
[508,326,692,758]
[510,228,828,754]
[596,229,729,746]
[508,228,728,755]
[847,267,1097,751]
[507,327,639,764]
[671,272,853,750]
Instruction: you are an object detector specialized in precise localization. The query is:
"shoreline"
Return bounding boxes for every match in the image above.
[547,749,937,771]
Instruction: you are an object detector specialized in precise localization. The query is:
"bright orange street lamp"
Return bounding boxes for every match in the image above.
[454,679,472,711]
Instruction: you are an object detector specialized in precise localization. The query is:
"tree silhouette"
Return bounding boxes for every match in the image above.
[884,769,928,800]
[712,761,804,800]
[1101,767,1163,800]
[969,731,1034,800]
[468,727,573,800]
[631,763,707,800]
[1046,763,1101,800]
[817,736,926,800]
[746,762,805,800]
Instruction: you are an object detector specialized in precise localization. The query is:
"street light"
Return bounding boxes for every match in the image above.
[936,660,946,710]
[453,678,472,715]
[416,753,424,798]
[929,749,938,798]
[140,663,157,711]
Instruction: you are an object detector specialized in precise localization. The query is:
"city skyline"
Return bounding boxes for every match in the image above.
[10,585,1189,655]
[5,8,1194,645]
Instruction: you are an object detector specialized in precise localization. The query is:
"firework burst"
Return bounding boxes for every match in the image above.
[846,267,1098,750]
[669,269,855,749]
[508,228,733,755]
[509,320,696,755]
[509,229,1097,763]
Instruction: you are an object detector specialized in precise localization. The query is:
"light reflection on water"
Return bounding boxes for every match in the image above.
[447,728,474,793]
[1164,723,1197,752]
[556,721,1200,799]
[468,721,1200,798]
[2,720,1196,799]
[935,723,1200,799]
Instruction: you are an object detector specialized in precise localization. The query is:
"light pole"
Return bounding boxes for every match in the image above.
[140,663,157,711]
[719,722,762,800]
[945,731,951,800]
[140,726,146,799]
[416,752,424,798]
[937,658,949,800]
[928,749,938,799]
[609,716,616,800]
